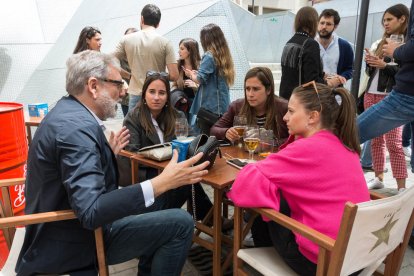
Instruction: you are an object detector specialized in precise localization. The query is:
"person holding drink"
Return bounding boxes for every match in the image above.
[362,3,409,191]
[210,67,289,149]
[171,38,201,118]
[228,82,370,275]
[118,72,213,219]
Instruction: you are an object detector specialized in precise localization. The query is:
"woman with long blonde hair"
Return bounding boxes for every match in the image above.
[185,23,235,132]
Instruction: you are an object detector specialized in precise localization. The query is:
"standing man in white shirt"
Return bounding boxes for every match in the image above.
[113,4,179,112]
[316,9,354,88]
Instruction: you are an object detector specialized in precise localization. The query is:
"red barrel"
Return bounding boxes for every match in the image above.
[0,102,28,267]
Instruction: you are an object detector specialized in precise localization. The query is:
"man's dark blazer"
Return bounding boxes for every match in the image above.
[16,95,146,275]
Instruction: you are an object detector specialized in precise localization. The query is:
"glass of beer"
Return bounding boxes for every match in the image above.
[258,128,274,158]
[233,115,247,147]
[244,126,260,161]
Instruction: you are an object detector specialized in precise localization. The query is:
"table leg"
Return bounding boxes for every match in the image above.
[213,188,223,276]
[131,159,139,184]
[233,206,243,276]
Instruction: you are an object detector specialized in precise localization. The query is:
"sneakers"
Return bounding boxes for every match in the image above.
[403,146,412,157]
[367,177,384,189]
[398,188,406,194]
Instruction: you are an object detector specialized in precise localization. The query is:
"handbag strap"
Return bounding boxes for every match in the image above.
[298,38,309,85]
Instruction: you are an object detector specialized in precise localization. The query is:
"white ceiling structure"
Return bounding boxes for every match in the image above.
[1,0,411,108]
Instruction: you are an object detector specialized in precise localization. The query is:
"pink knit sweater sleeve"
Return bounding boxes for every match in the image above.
[227,163,281,211]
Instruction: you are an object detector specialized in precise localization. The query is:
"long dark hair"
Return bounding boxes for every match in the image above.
[294,6,318,38]
[240,67,281,139]
[374,4,409,57]
[177,38,201,90]
[73,26,101,54]
[136,75,176,138]
[292,83,361,154]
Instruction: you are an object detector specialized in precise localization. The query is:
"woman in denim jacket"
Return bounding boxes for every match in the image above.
[185,24,235,129]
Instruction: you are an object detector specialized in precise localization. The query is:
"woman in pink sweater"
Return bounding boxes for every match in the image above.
[228,81,370,275]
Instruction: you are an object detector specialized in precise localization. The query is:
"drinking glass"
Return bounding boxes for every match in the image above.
[233,115,247,147]
[244,126,260,161]
[175,118,188,140]
[388,34,404,65]
[258,128,274,158]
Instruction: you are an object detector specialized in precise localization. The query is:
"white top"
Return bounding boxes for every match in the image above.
[151,115,164,143]
[317,33,340,75]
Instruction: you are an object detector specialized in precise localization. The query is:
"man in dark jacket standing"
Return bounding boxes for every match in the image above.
[16,50,208,276]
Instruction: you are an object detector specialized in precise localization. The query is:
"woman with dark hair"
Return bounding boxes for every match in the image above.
[211,67,289,145]
[119,73,213,218]
[184,23,235,130]
[363,3,409,191]
[279,7,334,100]
[73,26,102,53]
[228,82,370,275]
[171,38,201,117]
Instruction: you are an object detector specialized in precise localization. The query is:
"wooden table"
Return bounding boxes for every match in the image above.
[129,146,252,276]
[24,116,42,145]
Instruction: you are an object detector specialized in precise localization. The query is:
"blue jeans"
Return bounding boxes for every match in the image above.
[358,91,414,143]
[360,140,372,167]
[105,209,194,276]
[402,122,414,171]
[128,94,142,112]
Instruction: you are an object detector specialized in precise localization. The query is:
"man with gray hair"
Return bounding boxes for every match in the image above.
[16,50,208,275]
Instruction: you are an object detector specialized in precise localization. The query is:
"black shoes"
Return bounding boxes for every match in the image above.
[409,234,414,250]
[362,166,388,173]
[362,166,374,172]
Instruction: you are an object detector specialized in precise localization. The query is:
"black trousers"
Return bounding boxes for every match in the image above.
[251,194,317,276]
[251,194,362,276]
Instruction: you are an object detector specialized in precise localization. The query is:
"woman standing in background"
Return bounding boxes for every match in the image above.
[73,26,102,53]
[279,7,334,100]
[363,4,409,191]
[184,23,235,131]
[171,38,201,120]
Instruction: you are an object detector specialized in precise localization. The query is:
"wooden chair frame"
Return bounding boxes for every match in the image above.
[0,178,108,276]
[233,195,414,276]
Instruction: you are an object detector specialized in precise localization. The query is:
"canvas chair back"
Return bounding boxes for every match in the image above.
[339,186,414,275]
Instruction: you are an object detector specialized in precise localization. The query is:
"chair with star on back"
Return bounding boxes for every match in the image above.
[0,178,108,276]
[233,186,414,276]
